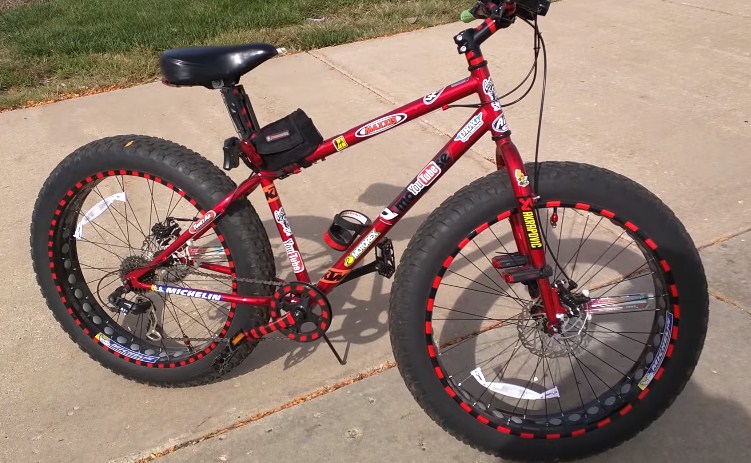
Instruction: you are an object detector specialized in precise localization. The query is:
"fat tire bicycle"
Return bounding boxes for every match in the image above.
[30,1,708,460]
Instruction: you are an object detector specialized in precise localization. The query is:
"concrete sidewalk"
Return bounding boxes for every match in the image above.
[0,0,749,462]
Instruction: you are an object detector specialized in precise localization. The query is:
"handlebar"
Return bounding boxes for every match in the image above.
[461,0,550,25]
[453,0,550,57]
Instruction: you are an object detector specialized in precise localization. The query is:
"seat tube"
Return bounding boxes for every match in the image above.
[260,178,311,283]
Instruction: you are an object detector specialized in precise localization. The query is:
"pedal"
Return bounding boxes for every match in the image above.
[222,137,240,170]
[491,252,528,270]
[501,265,553,284]
[375,239,395,278]
[323,210,371,251]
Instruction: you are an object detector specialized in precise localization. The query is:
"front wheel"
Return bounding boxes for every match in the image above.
[389,161,708,460]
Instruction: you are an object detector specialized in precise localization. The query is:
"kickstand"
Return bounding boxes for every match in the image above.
[322,333,347,365]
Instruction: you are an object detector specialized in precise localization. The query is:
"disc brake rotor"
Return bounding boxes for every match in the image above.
[517,302,591,358]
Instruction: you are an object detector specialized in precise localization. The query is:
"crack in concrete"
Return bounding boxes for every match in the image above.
[710,290,751,316]
[662,0,751,18]
[697,225,751,250]
[128,361,397,462]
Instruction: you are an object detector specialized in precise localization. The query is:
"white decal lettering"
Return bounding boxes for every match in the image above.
[344,230,380,267]
[454,113,483,142]
[422,88,445,105]
[492,114,509,133]
[189,210,217,235]
[355,113,408,138]
[282,238,305,273]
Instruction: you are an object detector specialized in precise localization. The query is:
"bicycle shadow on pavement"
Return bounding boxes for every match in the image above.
[598,380,751,461]
[226,183,432,377]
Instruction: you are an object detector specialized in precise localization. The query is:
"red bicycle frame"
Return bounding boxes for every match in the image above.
[125,17,561,334]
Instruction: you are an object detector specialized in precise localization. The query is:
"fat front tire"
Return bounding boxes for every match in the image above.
[390,161,708,460]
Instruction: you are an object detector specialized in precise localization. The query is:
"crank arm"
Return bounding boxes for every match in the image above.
[584,293,655,315]
[231,312,297,346]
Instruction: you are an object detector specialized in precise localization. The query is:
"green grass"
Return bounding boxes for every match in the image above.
[0,0,462,110]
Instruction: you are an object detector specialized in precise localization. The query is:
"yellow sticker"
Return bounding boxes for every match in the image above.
[344,256,355,267]
[333,136,348,152]
[124,140,134,148]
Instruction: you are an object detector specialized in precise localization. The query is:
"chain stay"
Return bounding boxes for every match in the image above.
[155,266,283,342]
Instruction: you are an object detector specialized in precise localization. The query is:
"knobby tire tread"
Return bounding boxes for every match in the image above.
[389,161,708,461]
[31,135,275,387]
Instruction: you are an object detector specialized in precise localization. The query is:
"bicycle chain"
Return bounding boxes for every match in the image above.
[154,266,285,343]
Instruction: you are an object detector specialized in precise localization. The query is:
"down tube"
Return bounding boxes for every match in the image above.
[316,108,491,293]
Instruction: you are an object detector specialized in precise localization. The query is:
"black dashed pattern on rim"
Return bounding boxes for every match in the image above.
[424,201,680,439]
[47,169,237,368]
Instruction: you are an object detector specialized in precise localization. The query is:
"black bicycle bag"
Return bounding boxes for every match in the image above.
[251,109,323,170]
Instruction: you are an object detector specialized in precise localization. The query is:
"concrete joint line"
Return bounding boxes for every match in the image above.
[697,225,751,250]
[709,290,750,315]
[662,0,751,18]
[128,360,397,463]
[306,51,489,160]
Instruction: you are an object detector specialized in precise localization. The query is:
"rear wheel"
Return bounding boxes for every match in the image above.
[390,162,708,460]
[31,135,275,386]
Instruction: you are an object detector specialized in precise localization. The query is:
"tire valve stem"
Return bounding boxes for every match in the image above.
[550,207,559,228]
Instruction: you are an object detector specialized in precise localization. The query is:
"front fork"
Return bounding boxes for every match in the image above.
[495,136,564,330]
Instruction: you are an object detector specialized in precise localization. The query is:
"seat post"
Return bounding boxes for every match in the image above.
[220,85,260,139]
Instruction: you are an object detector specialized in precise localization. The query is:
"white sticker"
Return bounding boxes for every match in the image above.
[423,87,445,105]
[73,192,127,239]
[95,333,159,363]
[470,367,560,400]
[482,78,502,111]
[380,208,398,222]
[282,238,305,273]
[492,114,509,133]
[638,312,674,390]
[454,113,483,142]
[355,113,408,138]
[274,207,293,237]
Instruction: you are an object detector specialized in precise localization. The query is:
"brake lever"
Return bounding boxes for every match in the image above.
[469,2,491,19]
[516,0,551,20]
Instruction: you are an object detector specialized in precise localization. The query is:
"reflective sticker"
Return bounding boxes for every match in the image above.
[95,333,159,363]
[187,245,225,263]
[73,192,127,239]
[638,312,674,390]
[470,367,560,399]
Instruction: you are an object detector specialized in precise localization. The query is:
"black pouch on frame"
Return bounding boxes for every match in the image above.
[251,109,323,170]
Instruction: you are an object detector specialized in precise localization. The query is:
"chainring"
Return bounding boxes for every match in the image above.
[269,282,332,342]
